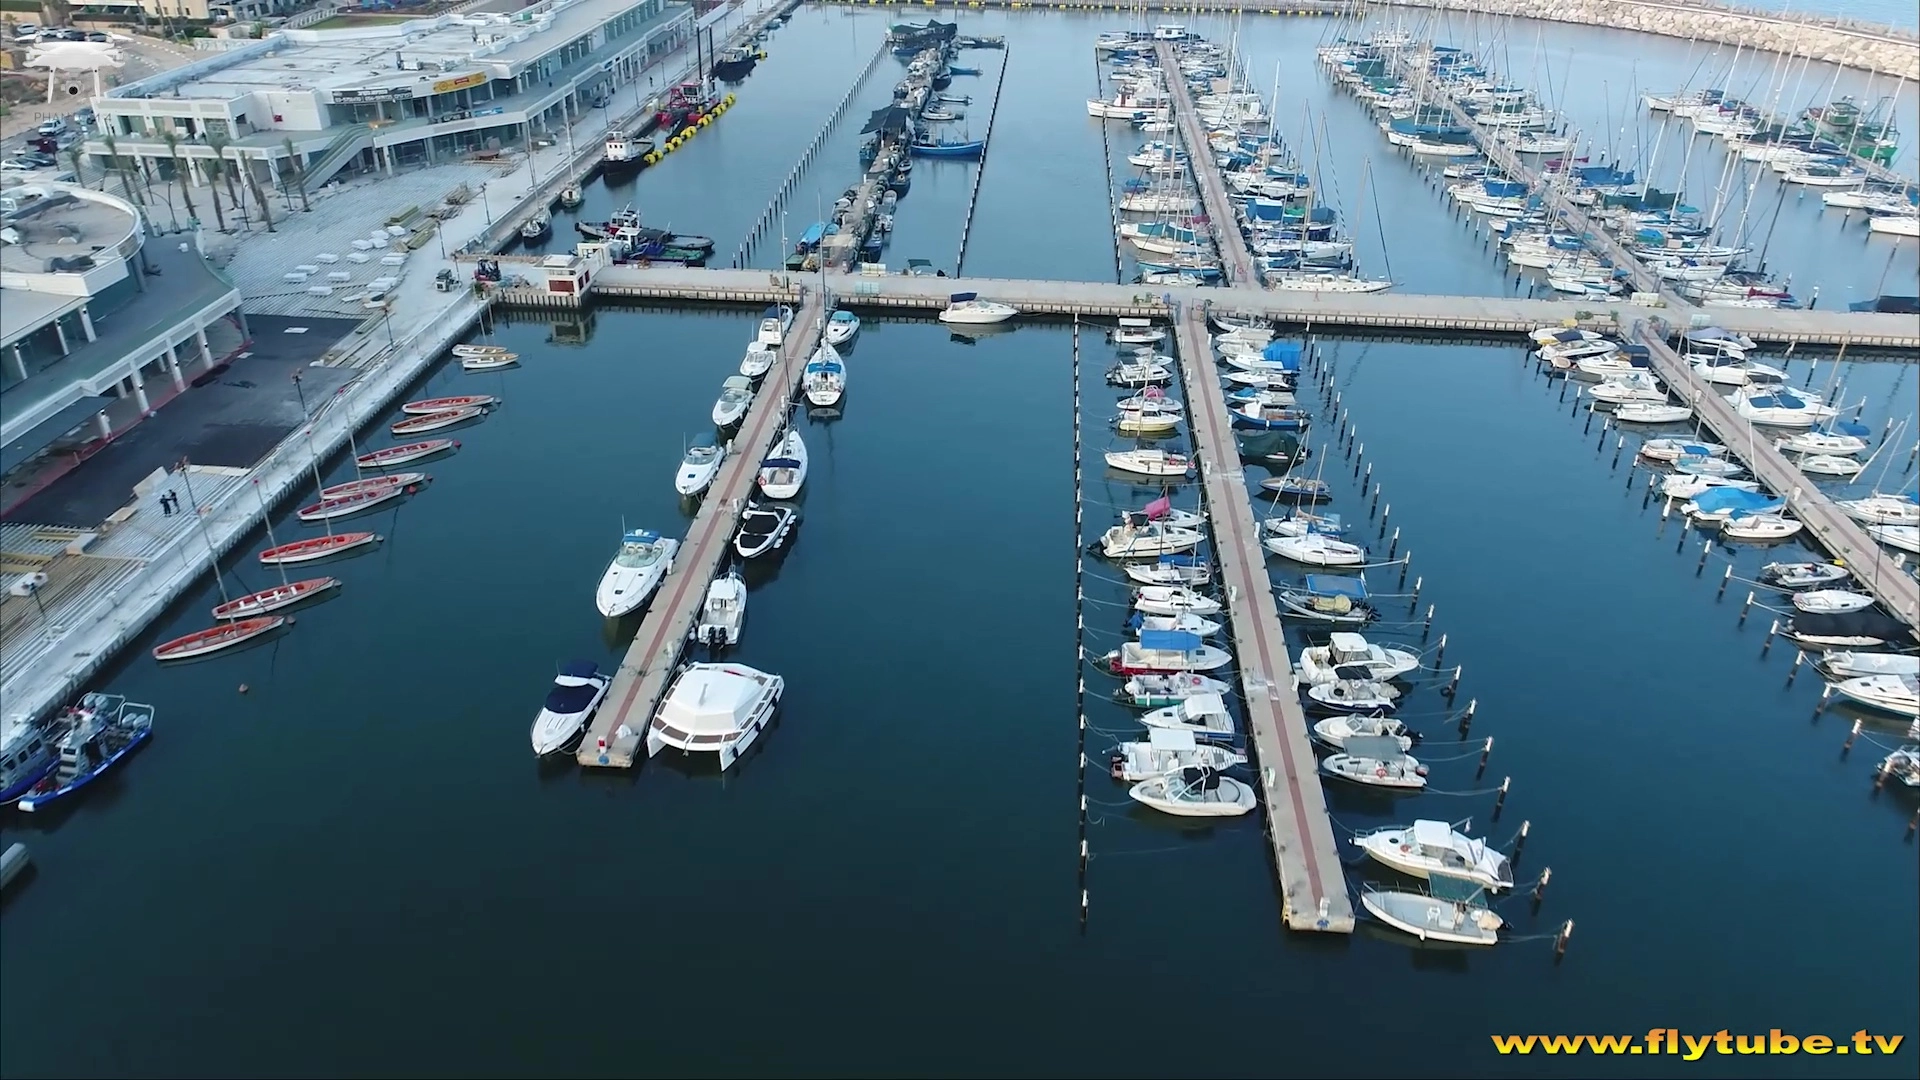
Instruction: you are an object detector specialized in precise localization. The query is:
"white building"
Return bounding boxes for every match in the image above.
[82,0,694,199]
[1,182,242,481]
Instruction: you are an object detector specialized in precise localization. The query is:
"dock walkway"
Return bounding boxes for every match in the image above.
[1173,309,1355,933]
[579,289,827,767]
[1157,43,1258,288]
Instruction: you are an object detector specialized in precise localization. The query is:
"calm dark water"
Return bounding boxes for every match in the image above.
[3,10,1915,1079]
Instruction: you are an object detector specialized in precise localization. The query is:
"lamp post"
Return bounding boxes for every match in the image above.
[480,182,492,225]
[291,370,309,417]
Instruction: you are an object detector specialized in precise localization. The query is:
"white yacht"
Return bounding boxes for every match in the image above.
[645,662,785,771]
[1829,674,1919,717]
[673,436,727,496]
[1791,589,1876,615]
[937,292,1019,324]
[1108,728,1246,782]
[1100,519,1204,559]
[1137,692,1236,741]
[823,309,861,346]
[594,529,680,618]
[1777,429,1870,456]
[1128,767,1258,817]
[1133,585,1221,617]
[1817,651,1920,680]
[802,342,847,407]
[1732,386,1837,428]
[757,426,809,500]
[756,305,794,347]
[1613,402,1692,424]
[529,661,611,756]
[1310,713,1414,752]
[1837,493,1920,527]
[712,375,754,426]
[1323,735,1428,790]
[692,570,747,648]
[1298,632,1421,684]
[1263,532,1366,566]
[1355,820,1514,891]
[1104,448,1193,478]
[1868,524,1920,554]
[1132,611,1223,638]
[741,342,778,378]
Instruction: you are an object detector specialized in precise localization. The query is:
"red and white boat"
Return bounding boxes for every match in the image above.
[401,394,495,415]
[319,472,425,499]
[357,440,456,469]
[296,482,409,522]
[152,616,286,661]
[391,407,483,435]
[259,531,380,565]
[211,577,339,619]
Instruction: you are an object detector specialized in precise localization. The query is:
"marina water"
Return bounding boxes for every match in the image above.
[2,9,1915,1077]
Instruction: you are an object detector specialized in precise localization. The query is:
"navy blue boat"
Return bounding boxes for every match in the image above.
[17,694,154,813]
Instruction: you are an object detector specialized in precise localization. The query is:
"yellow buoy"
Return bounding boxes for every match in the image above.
[699,115,711,128]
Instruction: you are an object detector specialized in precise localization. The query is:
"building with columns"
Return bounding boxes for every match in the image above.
[82,0,693,197]
[0,181,243,482]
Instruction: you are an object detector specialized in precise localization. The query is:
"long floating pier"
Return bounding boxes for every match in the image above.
[1157,43,1258,287]
[1173,309,1356,933]
[579,289,828,767]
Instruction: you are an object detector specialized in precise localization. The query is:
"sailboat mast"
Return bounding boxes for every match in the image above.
[253,479,290,588]
[175,458,232,606]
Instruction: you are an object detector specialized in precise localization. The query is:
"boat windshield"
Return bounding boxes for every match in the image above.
[614,541,662,568]
[685,445,720,465]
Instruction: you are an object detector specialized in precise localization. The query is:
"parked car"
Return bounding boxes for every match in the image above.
[37,119,69,137]
[17,152,57,168]
[11,23,39,42]
[85,30,111,42]
[2,159,42,174]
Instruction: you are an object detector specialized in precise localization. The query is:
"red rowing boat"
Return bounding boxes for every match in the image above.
[357,440,456,468]
[259,531,380,565]
[297,482,409,522]
[319,472,426,499]
[401,394,495,415]
[211,577,339,620]
[153,616,286,661]
[391,407,483,435]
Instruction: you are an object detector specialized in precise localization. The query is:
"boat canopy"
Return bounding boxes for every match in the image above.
[1148,727,1199,751]
[1410,819,1455,849]
[1158,554,1205,566]
[1793,610,1911,640]
[1304,574,1369,599]
[1745,390,1814,410]
[1343,734,1405,761]
[545,675,601,713]
[949,292,978,303]
[798,222,826,247]
[1427,874,1488,903]
[762,457,801,470]
[560,659,598,679]
[1139,629,1203,652]
[622,529,661,544]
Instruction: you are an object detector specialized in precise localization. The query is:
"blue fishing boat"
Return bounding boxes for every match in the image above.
[16,694,154,813]
[0,717,62,804]
[947,65,981,76]
[910,137,985,159]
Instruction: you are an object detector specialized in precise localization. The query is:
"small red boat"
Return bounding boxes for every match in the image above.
[297,482,409,522]
[319,472,426,499]
[153,616,286,661]
[260,531,380,565]
[357,440,456,469]
[211,577,339,620]
[401,394,495,416]
[391,407,483,435]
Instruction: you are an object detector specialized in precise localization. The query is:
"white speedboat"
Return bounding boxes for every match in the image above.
[645,662,785,772]
[1796,454,1864,478]
[823,309,861,346]
[1660,473,1758,501]
[1105,448,1193,478]
[1123,555,1211,587]
[1639,438,1725,463]
[1829,674,1920,717]
[734,503,797,559]
[1264,532,1366,566]
[529,661,611,756]
[1355,819,1514,891]
[1100,519,1205,559]
[1310,713,1414,752]
[1776,429,1870,456]
[938,292,1018,325]
[594,529,680,617]
[1323,738,1428,789]
[692,570,747,648]
[1133,585,1221,617]
[712,375,754,426]
[1837,493,1920,527]
[1107,359,1174,388]
[1137,692,1236,741]
[1263,509,1344,539]
[1116,397,1183,435]
[1111,319,1167,346]
[1720,514,1804,542]
[1132,611,1223,638]
[1793,589,1876,614]
[673,436,727,496]
[1109,729,1245,782]
[741,343,778,378]
[757,427,809,499]
[1868,524,1920,554]
[802,342,846,407]
[1586,373,1668,404]
[1128,767,1257,817]
[1877,745,1920,788]
[1733,387,1837,428]
[1758,562,1851,590]
[1103,636,1233,675]
[1307,678,1401,713]
[461,352,520,372]
[1361,883,1502,946]
[756,305,794,347]
[1818,651,1920,680]
[1299,632,1420,684]
[1115,673,1231,709]
[1613,402,1693,424]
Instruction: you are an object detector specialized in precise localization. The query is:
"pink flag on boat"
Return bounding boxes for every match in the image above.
[1143,495,1172,520]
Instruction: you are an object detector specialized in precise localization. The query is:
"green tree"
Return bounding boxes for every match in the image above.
[282,137,310,212]
[161,130,197,229]
[98,132,142,208]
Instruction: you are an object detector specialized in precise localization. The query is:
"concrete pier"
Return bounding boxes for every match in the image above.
[1173,308,1356,933]
[579,290,828,768]
[1156,43,1258,288]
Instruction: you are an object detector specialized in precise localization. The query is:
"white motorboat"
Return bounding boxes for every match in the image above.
[1691,356,1786,387]
[1758,562,1851,590]
[1660,473,1758,501]
[1792,590,1876,615]
[757,427,809,499]
[1673,454,1746,478]
[1867,524,1920,554]
[712,375,754,426]
[802,342,847,407]
[1115,673,1231,709]
[1355,819,1514,891]
[1132,611,1224,638]
[1868,211,1920,237]
[734,503,797,559]
[1137,693,1236,741]
[1103,636,1233,675]
[1105,448,1193,478]
[1322,737,1428,789]
[1776,429,1870,456]
[1638,438,1726,463]
[756,305,794,347]
[823,309,861,346]
[594,529,680,618]
[1878,745,1920,788]
[1299,632,1421,684]
[461,352,520,372]
[1837,493,1920,527]
[1829,674,1920,718]
[1818,651,1920,680]
[1111,318,1167,346]
[1264,532,1366,566]
[1128,766,1257,817]
[1796,454,1864,478]
[692,570,747,648]
[1115,393,1183,435]
[645,662,785,771]
[1361,882,1502,946]
[1266,272,1392,293]
[1307,678,1400,713]
[1133,585,1221,617]
[938,292,1018,324]
[1100,519,1204,559]
[1123,555,1212,587]
[1107,359,1174,387]
[673,436,727,496]
[1733,387,1837,428]
[1529,326,1604,346]
[1311,713,1414,752]
[1586,374,1668,405]
[1109,729,1245,782]
[1613,403,1693,424]
[529,661,611,756]
[1719,514,1804,542]
[741,343,778,378]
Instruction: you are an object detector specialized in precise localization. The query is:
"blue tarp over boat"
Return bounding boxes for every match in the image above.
[1138,630,1203,652]
[1302,574,1368,599]
[1690,488,1783,515]
[1261,341,1303,369]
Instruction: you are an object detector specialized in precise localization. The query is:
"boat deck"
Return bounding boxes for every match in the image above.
[1633,320,1920,626]
[1173,309,1356,933]
[1157,43,1258,288]
[579,290,828,767]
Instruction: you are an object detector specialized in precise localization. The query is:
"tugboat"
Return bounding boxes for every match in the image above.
[16,694,155,812]
[712,44,761,82]
[602,131,656,176]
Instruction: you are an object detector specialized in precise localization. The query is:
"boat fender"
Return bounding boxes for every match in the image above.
[1375,767,1388,778]
[1398,843,1413,853]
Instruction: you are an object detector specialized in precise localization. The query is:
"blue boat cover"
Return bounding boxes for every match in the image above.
[1139,630,1202,652]
[1824,420,1872,438]
[762,457,801,469]
[561,659,599,679]
[950,292,977,302]
[1691,487,1781,514]
[1158,555,1203,566]
[1303,574,1368,599]
[1261,341,1303,367]
[545,670,602,712]
[799,222,826,246]
[1746,391,1809,409]
[622,529,660,544]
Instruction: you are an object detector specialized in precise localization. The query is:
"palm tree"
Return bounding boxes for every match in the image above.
[200,154,229,232]
[282,137,311,213]
[98,132,143,208]
[235,147,275,232]
[160,131,197,230]
[205,131,245,224]
[63,146,86,189]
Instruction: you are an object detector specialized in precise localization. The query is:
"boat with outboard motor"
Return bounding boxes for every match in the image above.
[1110,729,1246,782]
[1129,766,1258,817]
[1115,673,1231,709]
[1100,631,1232,675]
[1829,674,1919,717]
[1355,819,1513,891]
[1133,585,1221,617]
[1299,632,1421,684]
[1311,713,1415,752]
[693,569,748,648]
[15,694,154,812]
[1362,877,1503,946]
[1323,734,1428,790]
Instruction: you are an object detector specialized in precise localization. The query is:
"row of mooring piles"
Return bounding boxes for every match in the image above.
[953,46,1011,277]
[1093,53,1124,285]
[730,38,890,269]
[1071,316,1091,929]
[1300,331,1572,959]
